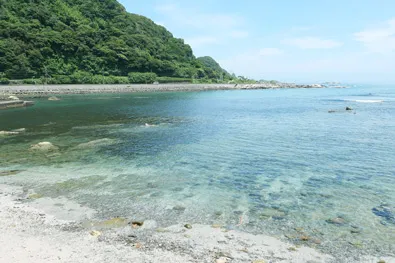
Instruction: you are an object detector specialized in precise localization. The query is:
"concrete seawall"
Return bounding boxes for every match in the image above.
[0,83,324,97]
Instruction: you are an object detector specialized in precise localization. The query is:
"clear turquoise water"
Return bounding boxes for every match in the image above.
[1,85,395,258]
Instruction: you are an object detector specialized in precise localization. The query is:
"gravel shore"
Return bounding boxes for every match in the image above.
[0,83,324,97]
[0,183,334,263]
[1,183,394,263]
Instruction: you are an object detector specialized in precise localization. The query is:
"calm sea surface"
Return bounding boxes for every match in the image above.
[1,85,395,258]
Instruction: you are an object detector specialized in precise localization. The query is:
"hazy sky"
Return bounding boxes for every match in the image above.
[118,0,395,83]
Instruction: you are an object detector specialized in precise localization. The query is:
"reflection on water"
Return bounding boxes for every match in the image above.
[1,86,395,259]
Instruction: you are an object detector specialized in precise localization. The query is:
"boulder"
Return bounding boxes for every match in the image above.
[75,138,116,149]
[48,96,61,101]
[0,131,19,136]
[8,95,20,100]
[12,128,26,132]
[346,107,353,111]
[30,142,59,152]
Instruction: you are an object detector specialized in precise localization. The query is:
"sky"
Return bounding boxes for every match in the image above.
[118,0,395,83]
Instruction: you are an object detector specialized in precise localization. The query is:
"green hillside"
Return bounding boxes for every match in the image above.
[0,0,233,84]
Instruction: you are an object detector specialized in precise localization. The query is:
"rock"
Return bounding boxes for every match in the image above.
[326,217,347,225]
[28,193,43,199]
[30,142,59,152]
[216,257,228,263]
[0,170,23,176]
[299,235,310,241]
[173,205,186,212]
[134,242,142,249]
[130,221,144,228]
[372,206,395,224]
[8,95,20,100]
[252,260,266,263]
[259,208,286,219]
[90,230,101,237]
[12,128,26,133]
[0,131,19,136]
[75,138,116,149]
[328,110,336,113]
[48,96,61,101]
[346,107,353,111]
[184,224,192,229]
[377,260,386,263]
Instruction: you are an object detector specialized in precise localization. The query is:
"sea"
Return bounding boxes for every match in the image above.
[1,84,394,259]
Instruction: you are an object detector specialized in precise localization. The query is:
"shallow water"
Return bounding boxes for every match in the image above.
[1,85,395,259]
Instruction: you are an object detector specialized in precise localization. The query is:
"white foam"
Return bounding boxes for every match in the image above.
[354,99,384,103]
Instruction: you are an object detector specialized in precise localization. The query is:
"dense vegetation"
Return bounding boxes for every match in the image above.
[0,0,236,84]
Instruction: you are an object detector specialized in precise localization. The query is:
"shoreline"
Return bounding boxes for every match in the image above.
[0,83,326,97]
[0,183,333,263]
[0,183,393,263]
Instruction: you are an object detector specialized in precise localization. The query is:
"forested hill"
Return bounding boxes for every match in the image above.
[0,0,234,84]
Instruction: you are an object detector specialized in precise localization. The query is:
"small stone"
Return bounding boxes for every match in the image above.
[48,96,61,101]
[252,260,266,263]
[351,228,362,234]
[346,107,353,111]
[299,235,310,241]
[184,224,192,229]
[130,221,144,228]
[173,205,186,211]
[134,242,142,249]
[288,247,297,251]
[377,260,386,263]
[326,217,347,225]
[212,224,222,228]
[90,230,101,237]
[28,193,43,199]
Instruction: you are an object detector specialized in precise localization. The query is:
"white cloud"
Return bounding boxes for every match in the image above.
[283,37,343,49]
[258,48,284,56]
[354,18,395,53]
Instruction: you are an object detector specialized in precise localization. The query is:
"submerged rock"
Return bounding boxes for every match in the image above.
[30,142,59,152]
[346,107,353,111]
[0,131,19,136]
[184,224,192,229]
[372,205,395,224]
[0,170,23,176]
[75,138,116,149]
[48,96,61,101]
[326,217,347,225]
[12,128,26,133]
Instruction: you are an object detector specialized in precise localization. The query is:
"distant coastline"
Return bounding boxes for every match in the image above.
[0,83,327,97]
